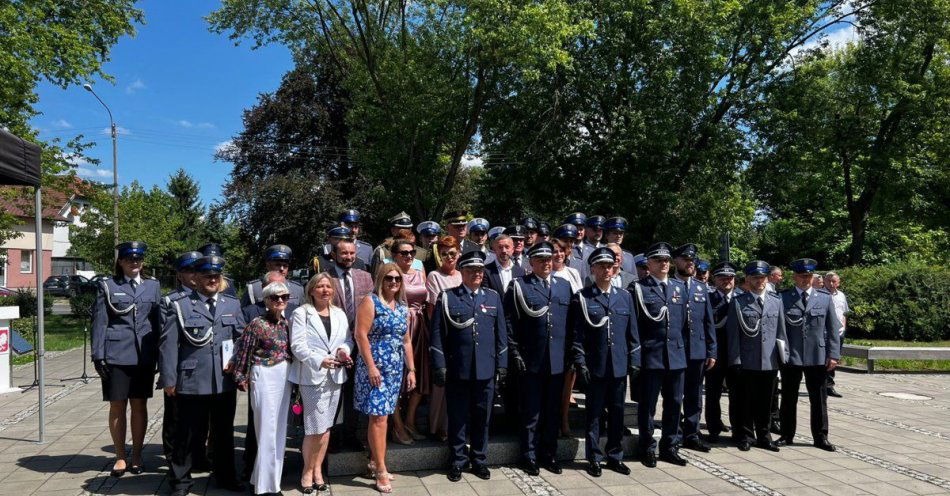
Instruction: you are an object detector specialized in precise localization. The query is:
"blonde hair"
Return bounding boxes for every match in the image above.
[374,263,407,304]
[303,272,337,310]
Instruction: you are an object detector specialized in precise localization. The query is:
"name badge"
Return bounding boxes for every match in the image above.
[113,292,127,296]
[222,339,234,369]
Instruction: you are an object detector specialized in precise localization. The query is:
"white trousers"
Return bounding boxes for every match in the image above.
[250,361,291,494]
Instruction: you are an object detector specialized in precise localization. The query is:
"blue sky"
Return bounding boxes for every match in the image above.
[31,0,293,205]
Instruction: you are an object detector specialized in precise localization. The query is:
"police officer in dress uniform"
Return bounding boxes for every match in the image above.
[564,213,588,270]
[633,254,648,280]
[727,261,788,452]
[371,211,414,273]
[572,248,640,477]
[627,242,689,467]
[521,217,540,247]
[314,226,367,274]
[537,222,551,243]
[695,259,710,285]
[554,223,589,282]
[504,241,573,476]
[92,241,163,477]
[581,215,606,259]
[160,251,204,467]
[339,208,374,265]
[704,262,742,443]
[462,218,491,254]
[242,244,305,309]
[776,258,841,452]
[197,243,237,297]
[160,256,246,496]
[603,217,635,275]
[504,225,530,272]
[430,251,508,482]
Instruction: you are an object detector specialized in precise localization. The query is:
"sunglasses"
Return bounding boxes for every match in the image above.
[439,250,459,258]
[395,249,416,257]
[267,294,291,302]
[384,275,403,283]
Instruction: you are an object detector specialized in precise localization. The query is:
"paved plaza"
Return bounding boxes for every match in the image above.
[1,348,950,495]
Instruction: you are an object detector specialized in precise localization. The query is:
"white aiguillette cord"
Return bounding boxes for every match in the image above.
[578,292,608,328]
[512,279,548,319]
[632,282,668,323]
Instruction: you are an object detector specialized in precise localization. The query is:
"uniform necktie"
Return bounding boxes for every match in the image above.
[207,297,216,317]
[801,290,808,308]
[343,269,355,317]
[660,281,668,299]
[129,279,137,291]
[542,278,549,291]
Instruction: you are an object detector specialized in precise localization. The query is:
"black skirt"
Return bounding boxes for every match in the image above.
[101,363,155,401]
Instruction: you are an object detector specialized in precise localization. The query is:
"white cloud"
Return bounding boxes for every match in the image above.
[461,154,483,168]
[125,78,146,94]
[101,126,132,136]
[178,119,215,129]
[75,167,113,178]
[65,155,90,167]
[53,119,72,129]
[214,140,236,154]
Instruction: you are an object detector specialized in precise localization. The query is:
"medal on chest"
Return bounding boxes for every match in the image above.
[671,286,682,304]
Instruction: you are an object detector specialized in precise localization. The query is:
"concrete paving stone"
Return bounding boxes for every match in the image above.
[623,466,678,483]
[898,480,950,495]
[657,464,712,480]
[855,467,914,483]
[714,461,772,475]
[559,488,611,496]
[36,475,88,492]
[780,485,844,496]
[782,470,843,487]
[681,477,740,494]
[580,469,634,486]
[414,482,476,496]
[742,472,805,489]
[541,474,592,489]
[600,483,659,496]
[852,481,917,496]
[468,479,522,495]
[3,468,53,482]
[756,459,811,474]
[414,470,452,485]
[638,480,703,496]
[827,456,876,469]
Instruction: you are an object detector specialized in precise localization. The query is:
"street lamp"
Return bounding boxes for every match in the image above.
[82,84,119,257]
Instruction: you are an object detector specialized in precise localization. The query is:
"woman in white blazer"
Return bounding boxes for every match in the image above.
[290,272,354,493]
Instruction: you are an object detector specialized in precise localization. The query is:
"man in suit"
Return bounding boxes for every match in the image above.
[727,261,787,452]
[327,238,374,452]
[627,242,689,467]
[504,241,573,476]
[776,258,841,451]
[572,248,640,477]
[705,262,742,443]
[671,244,717,453]
[339,208,374,265]
[462,218,490,254]
[431,251,508,482]
[160,256,246,496]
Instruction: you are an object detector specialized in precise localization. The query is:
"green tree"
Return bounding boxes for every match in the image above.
[166,168,206,247]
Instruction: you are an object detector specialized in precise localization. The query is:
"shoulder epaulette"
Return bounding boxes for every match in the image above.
[220,292,239,300]
[816,288,831,295]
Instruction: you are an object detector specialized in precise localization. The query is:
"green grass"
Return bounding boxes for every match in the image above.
[840,338,950,372]
[11,314,89,365]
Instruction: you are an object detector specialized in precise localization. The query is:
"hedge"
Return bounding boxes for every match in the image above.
[69,292,96,319]
[0,289,54,318]
[838,262,950,341]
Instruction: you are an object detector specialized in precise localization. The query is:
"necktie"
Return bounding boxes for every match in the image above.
[660,281,668,299]
[207,297,216,317]
[541,278,549,291]
[129,279,137,291]
[801,290,808,308]
[343,269,355,317]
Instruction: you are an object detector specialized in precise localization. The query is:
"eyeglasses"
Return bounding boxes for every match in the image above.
[439,250,459,258]
[395,249,416,257]
[267,294,291,302]
[384,275,403,283]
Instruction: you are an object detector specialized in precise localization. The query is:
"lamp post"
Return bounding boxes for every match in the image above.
[82,84,119,257]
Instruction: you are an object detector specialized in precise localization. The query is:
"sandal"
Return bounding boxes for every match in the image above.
[301,477,315,494]
[405,425,426,441]
[375,472,393,493]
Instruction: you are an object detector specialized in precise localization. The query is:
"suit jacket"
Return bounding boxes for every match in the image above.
[329,267,374,326]
[503,273,573,375]
[628,276,688,370]
[289,305,354,385]
[482,259,526,295]
[430,285,508,381]
[571,285,640,378]
[680,277,716,360]
[91,276,162,366]
[727,291,787,371]
[779,288,841,366]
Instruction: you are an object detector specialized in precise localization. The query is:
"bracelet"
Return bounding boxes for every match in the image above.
[407,368,416,373]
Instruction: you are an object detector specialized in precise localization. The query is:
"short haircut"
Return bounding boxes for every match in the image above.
[492,234,512,247]
[263,270,286,285]
[334,238,356,254]
[436,235,459,252]
[262,281,290,300]
[769,266,782,274]
[824,271,839,280]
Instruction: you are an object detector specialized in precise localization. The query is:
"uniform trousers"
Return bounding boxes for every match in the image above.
[501,366,522,432]
[170,390,237,492]
[681,359,706,441]
[638,368,685,453]
[249,361,292,495]
[737,369,777,444]
[704,363,740,439]
[584,375,627,463]
[446,377,494,469]
[519,371,564,462]
[163,392,177,462]
[779,365,829,440]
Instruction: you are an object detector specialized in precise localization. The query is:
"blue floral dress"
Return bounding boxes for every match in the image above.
[354,293,409,415]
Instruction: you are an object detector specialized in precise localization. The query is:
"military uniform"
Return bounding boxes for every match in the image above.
[777,258,841,451]
[159,256,246,494]
[704,262,742,442]
[504,242,573,474]
[572,248,639,475]
[603,217,635,274]
[430,252,508,479]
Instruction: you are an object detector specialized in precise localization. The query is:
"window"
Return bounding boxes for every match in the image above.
[20,250,33,273]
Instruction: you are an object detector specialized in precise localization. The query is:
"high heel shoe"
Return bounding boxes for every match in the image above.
[390,428,414,445]
[301,479,315,494]
[404,425,426,441]
[375,472,393,493]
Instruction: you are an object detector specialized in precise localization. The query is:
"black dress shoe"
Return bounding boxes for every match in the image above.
[775,436,792,447]
[519,458,540,476]
[641,450,657,468]
[814,438,837,452]
[219,480,246,492]
[721,425,732,432]
[706,432,721,443]
[541,458,562,474]
[737,441,751,451]
[769,421,782,434]
[684,437,711,452]
[828,388,842,398]
[472,464,491,480]
[659,450,688,466]
[447,465,463,482]
[171,490,189,496]
[756,441,780,452]
[605,460,630,475]
[586,461,602,477]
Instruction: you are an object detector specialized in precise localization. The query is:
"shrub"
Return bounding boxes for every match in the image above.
[69,292,97,319]
[838,262,950,341]
[0,289,54,318]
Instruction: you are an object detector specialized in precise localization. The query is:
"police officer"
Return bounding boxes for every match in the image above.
[91,241,163,477]
[462,218,490,254]
[371,211,414,272]
[314,226,367,273]
[504,225,530,271]
[339,208,374,265]
[430,251,508,482]
[671,244,717,452]
[603,217,635,275]
[572,248,640,477]
[695,259,711,285]
[160,251,204,467]
[564,212,587,265]
[504,241,573,476]
[727,261,788,452]
[537,222,551,243]
[521,217,540,247]
[776,258,841,452]
[417,220,441,273]
[627,242,688,467]
[554,223,589,281]
[197,243,237,297]
[160,255,246,495]
[581,215,606,256]
[242,244,305,309]
[705,262,742,443]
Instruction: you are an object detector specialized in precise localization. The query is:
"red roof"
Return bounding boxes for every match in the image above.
[0,176,96,222]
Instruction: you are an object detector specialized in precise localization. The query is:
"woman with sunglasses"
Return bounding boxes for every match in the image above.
[354,263,414,493]
[229,282,294,495]
[424,235,462,442]
[388,239,428,444]
[91,241,162,477]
